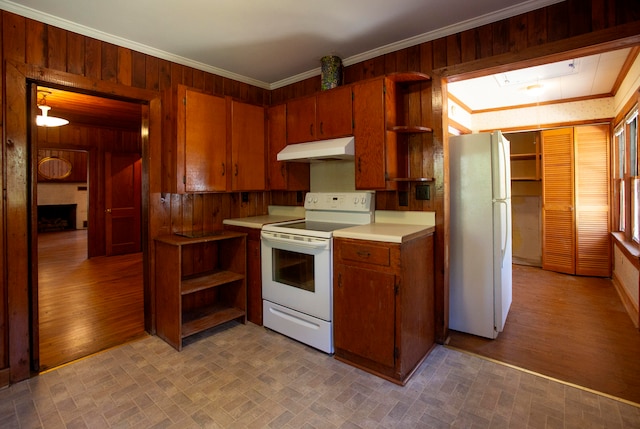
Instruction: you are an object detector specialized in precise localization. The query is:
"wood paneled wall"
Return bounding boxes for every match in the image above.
[37,149,87,183]
[1,1,640,384]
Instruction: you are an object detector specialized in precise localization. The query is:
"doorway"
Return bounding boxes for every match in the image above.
[443,42,640,403]
[32,86,145,371]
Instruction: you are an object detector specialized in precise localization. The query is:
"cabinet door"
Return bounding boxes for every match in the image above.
[286,96,316,144]
[231,100,266,191]
[334,263,396,368]
[184,90,227,192]
[353,78,390,190]
[574,124,610,277]
[316,85,353,139]
[267,104,309,191]
[542,127,575,274]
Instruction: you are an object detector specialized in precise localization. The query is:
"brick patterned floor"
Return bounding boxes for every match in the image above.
[1,322,638,428]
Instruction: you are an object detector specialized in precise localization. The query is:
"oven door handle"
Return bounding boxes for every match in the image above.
[261,231,330,250]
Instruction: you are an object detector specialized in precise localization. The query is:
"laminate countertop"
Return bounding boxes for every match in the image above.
[333,223,435,243]
[333,210,436,243]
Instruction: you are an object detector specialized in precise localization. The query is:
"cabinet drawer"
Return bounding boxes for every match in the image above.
[339,242,390,266]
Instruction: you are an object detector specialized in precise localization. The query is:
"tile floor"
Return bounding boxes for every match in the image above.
[1,322,639,428]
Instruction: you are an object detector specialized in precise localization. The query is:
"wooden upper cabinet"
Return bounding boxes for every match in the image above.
[353,77,397,190]
[315,86,353,140]
[230,100,266,191]
[286,96,316,143]
[162,85,227,193]
[353,73,432,191]
[267,104,310,191]
[286,85,353,144]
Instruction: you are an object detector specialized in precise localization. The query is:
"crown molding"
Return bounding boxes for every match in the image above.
[2,0,564,91]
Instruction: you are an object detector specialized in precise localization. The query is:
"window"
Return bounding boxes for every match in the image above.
[614,126,625,232]
[614,107,639,245]
[628,111,638,242]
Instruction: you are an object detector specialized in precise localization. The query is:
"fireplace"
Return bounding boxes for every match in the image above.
[38,204,77,232]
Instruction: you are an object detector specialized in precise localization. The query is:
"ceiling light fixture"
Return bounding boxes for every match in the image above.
[36,91,69,127]
[526,83,544,96]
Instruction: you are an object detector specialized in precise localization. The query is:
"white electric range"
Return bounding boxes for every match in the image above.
[261,191,375,353]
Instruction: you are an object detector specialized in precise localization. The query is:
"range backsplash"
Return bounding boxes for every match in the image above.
[309,160,356,192]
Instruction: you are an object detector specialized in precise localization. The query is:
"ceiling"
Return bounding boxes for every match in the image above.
[447,48,634,111]
[36,87,143,131]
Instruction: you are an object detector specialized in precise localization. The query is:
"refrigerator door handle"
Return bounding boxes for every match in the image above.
[500,138,510,198]
[496,199,509,268]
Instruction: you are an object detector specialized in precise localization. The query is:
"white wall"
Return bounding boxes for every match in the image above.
[37,183,88,230]
[471,97,614,131]
[310,161,356,192]
[613,246,639,312]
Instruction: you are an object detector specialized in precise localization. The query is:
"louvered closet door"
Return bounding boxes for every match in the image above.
[542,128,575,274]
[574,125,610,277]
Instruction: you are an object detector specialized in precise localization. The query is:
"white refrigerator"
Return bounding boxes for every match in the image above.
[449,131,512,339]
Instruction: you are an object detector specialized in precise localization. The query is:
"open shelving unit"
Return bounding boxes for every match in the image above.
[154,231,247,350]
[509,133,541,181]
[387,72,434,184]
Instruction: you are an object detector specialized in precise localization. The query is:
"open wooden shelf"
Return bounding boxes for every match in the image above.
[181,270,245,295]
[182,305,245,338]
[388,125,433,133]
[386,71,431,83]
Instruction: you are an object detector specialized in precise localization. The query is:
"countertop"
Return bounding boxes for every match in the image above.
[333,223,435,243]
[222,205,304,229]
[334,210,436,243]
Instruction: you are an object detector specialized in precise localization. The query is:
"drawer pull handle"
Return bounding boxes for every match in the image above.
[357,250,371,258]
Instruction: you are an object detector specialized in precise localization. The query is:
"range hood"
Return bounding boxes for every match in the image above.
[277,136,354,162]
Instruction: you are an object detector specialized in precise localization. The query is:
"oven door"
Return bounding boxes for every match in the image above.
[261,230,331,321]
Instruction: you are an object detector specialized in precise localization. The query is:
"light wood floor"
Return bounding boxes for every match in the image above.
[37,229,145,371]
[448,263,640,405]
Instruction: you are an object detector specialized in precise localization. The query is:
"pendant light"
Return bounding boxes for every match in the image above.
[36,90,69,127]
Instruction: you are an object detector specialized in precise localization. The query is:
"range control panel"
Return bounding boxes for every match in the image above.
[304,192,375,212]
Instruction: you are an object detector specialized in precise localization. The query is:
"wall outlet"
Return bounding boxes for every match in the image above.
[241,192,249,203]
[416,185,430,200]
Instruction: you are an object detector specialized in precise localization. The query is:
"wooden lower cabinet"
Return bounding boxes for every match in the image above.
[333,233,435,385]
[154,232,247,350]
